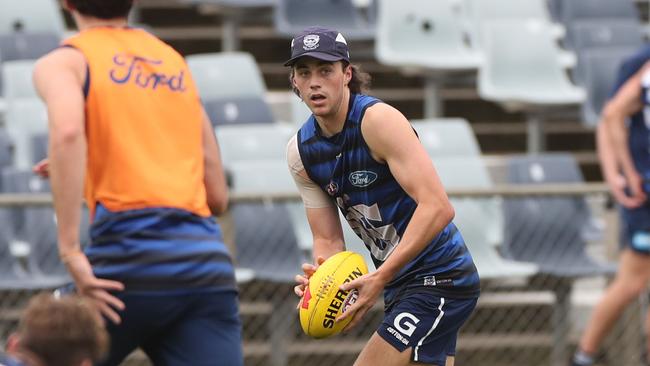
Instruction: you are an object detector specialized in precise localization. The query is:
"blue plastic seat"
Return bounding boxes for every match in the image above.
[204,97,275,126]
[503,154,617,277]
[559,0,639,24]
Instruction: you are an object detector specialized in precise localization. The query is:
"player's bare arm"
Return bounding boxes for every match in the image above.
[34,47,124,324]
[200,109,229,215]
[599,64,648,208]
[339,102,455,330]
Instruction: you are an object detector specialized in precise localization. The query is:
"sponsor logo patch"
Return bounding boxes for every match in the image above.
[349,171,378,187]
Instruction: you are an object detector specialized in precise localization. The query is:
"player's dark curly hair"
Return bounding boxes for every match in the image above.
[289,61,371,98]
[65,0,134,19]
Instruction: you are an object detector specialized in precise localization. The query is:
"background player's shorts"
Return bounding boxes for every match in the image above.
[377,292,477,365]
[620,205,650,255]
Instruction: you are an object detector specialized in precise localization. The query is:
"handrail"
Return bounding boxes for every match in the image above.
[0,183,610,207]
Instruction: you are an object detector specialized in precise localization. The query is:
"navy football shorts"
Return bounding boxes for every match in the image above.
[377,292,477,365]
[620,205,650,255]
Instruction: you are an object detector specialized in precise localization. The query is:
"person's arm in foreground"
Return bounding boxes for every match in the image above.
[338,103,455,330]
[598,65,648,208]
[34,48,124,323]
[201,110,229,215]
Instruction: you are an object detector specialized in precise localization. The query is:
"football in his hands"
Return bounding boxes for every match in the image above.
[299,251,369,338]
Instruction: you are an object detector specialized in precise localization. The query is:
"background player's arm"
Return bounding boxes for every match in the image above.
[34,48,124,324]
[201,110,229,215]
[339,102,454,328]
[599,65,648,208]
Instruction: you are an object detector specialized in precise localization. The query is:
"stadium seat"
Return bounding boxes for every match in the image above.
[0,32,59,61]
[466,0,563,47]
[231,202,303,283]
[204,97,275,126]
[578,48,638,127]
[2,59,39,101]
[4,99,48,169]
[274,0,375,40]
[478,20,585,152]
[478,20,585,107]
[411,118,481,157]
[228,160,311,251]
[0,0,66,35]
[290,95,311,126]
[30,133,47,165]
[375,0,482,70]
[434,156,538,280]
[565,21,644,52]
[0,129,14,168]
[559,0,639,24]
[215,123,295,164]
[0,169,66,278]
[502,154,617,277]
[187,52,268,101]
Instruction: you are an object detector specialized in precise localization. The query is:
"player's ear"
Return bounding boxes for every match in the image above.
[343,63,352,85]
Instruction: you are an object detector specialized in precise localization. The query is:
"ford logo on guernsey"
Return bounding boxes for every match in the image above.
[109,54,186,92]
[349,171,378,187]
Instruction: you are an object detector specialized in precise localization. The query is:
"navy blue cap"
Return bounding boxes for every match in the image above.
[284,26,350,66]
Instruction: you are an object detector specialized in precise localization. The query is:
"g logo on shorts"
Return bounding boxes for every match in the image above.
[393,312,420,337]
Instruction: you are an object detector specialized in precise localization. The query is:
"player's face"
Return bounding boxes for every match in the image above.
[292,58,352,118]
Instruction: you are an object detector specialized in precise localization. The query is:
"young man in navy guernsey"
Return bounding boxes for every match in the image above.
[287,26,480,366]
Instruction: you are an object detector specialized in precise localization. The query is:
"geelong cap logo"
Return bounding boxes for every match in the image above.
[303,34,320,50]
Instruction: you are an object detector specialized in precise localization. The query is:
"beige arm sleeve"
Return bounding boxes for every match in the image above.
[286,134,335,209]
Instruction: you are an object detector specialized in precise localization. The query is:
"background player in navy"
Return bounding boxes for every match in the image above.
[571,47,650,366]
[287,27,480,366]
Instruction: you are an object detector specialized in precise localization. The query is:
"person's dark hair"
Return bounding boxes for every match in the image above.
[16,293,108,366]
[289,61,371,97]
[66,0,133,20]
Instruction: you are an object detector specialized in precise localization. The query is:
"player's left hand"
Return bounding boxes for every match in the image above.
[336,271,388,332]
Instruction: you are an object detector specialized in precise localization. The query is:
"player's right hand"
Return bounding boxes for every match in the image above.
[294,256,325,305]
[32,158,50,179]
[609,171,646,208]
[63,251,125,324]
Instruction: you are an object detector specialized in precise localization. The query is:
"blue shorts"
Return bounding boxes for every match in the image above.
[98,289,242,366]
[620,206,650,255]
[377,292,477,365]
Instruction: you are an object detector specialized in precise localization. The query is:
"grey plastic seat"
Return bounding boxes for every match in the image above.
[215,123,295,163]
[0,32,59,61]
[0,0,66,35]
[375,0,482,71]
[411,118,480,157]
[274,0,374,40]
[478,20,585,108]
[434,156,538,280]
[30,132,48,165]
[566,21,644,52]
[5,99,49,169]
[503,154,617,277]
[1,169,71,284]
[466,0,563,48]
[579,48,638,126]
[0,129,14,168]
[559,0,639,24]
[204,97,275,126]
[2,59,38,100]
[228,160,311,250]
[290,95,312,126]
[187,52,267,101]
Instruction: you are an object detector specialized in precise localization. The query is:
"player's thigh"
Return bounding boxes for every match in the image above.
[143,290,243,366]
[354,333,454,366]
[616,249,650,288]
